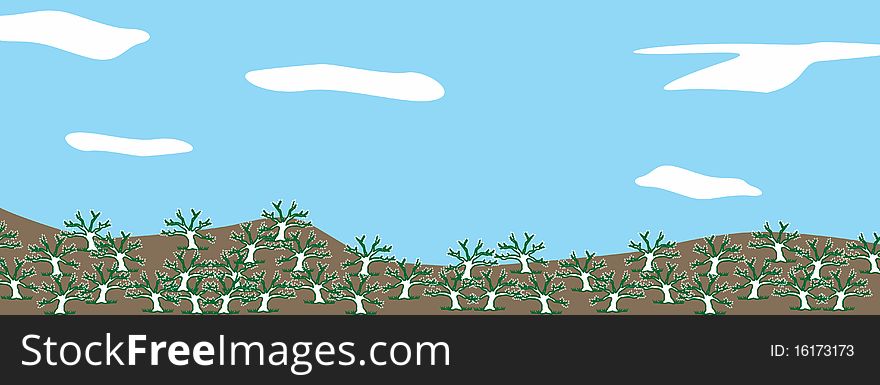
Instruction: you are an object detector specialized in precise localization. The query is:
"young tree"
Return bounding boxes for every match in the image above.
[495,232,548,274]
[474,269,519,311]
[590,270,645,312]
[124,272,179,313]
[447,239,496,280]
[0,257,37,300]
[516,272,568,314]
[772,266,826,311]
[247,270,296,313]
[163,250,211,291]
[822,269,872,311]
[845,232,880,274]
[261,200,311,241]
[229,222,275,264]
[797,238,845,280]
[92,231,145,272]
[0,221,21,250]
[209,250,256,288]
[82,263,129,304]
[748,221,800,263]
[275,231,330,273]
[37,274,90,315]
[161,209,215,250]
[424,267,477,311]
[690,235,744,276]
[626,231,680,272]
[678,274,733,315]
[62,210,111,252]
[731,258,782,300]
[558,250,607,292]
[180,276,211,314]
[291,262,338,304]
[329,275,383,315]
[383,258,434,300]
[639,262,686,304]
[206,275,255,314]
[26,234,79,276]
[342,235,394,277]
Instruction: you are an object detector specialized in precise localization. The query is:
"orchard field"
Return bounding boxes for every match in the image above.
[0,201,877,315]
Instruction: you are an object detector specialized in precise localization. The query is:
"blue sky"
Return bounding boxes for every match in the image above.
[1,1,878,264]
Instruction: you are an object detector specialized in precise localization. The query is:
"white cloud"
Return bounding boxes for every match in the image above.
[65,132,193,157]
[635,42,880,93]
[245,64,445,102]
[635,165,762,200]
[0,10,149,60]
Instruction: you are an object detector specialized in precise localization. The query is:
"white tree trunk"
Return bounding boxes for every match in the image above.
[245,244,258,264]
[113,253,129,272]
[577,272,593,292]
[833,293,847,311]
[642,253,656,272]
[185,231,198,250]
[177,273,190,291]
[701,296,716,315]
[708,258,720,276]
[810,261,823,280]
[517,254,532,273]
[358,257,371,276]
[49,257,62,277]
[449,292,462,310]
[462,261,474,280]
[6,281,23,299]
[85,232,97,252]
[867,255,880,273]
[292,253,307,272]
[659,285,674,304]
[398,280,413,299]
[187,295,202,314]
[311,285,325,304]
[55,296,69,315]
[796,291,811,310]
[748,281,762,299]
[149,293,164,312]
[773,243,785,262]
[274,222,291,241]
[258,294,271,312]
[538,295,552,314]
[354,296,366,314]
[96,285,110,304]
[606,293,620,312]
[217,295,233,314]
[483,292,499,311]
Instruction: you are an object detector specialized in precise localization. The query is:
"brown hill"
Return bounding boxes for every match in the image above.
[1,208,877,315]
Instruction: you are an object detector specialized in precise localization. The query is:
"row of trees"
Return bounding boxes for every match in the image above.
[1,205,877,315]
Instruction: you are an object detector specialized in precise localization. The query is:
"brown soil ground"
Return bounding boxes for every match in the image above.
[1,208,877,315]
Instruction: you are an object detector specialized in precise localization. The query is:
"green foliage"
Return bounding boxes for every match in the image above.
[748,221,799,262]
[0,221,21,250]
[92,231,145,272]
[516,272,568,314]
[161,209,215,250]
[626,231,680,272]
[845,232,880,274]
[26,234,79,276]
[496,232,548,274]
[796,238,845,280]
[558,249,606,292]
[447,239,496,279]
[690,235,744,276]
[589,270,645,312]
[342,235,394,276]
[383,258,434,300]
